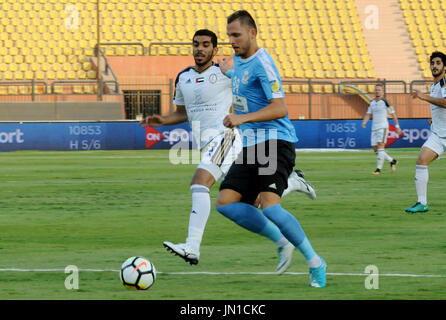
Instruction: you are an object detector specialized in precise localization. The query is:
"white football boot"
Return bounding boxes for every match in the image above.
[288,170,317,200]
[276,242,294,274]
[163,241,200,265]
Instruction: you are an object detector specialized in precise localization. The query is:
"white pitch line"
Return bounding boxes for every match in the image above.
[0,269,445,278]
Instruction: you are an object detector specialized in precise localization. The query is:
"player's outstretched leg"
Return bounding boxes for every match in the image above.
[216,202,294,274]
[163,241,200,265]
[262,204,326,287]
[276,242,295,274]
[282,169,316,199]
[390,159,398,173]
[405,164,429,213]
[372,149,386,175]
[163,184,211,265]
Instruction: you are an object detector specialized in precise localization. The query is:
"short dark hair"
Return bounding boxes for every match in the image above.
[227,10,257,31]
[430,51,446,66]
[193,29,217,48]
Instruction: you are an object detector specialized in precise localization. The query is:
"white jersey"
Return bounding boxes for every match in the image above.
[173,63,232,149]
[429,78,446,138]
[366,98,394,130]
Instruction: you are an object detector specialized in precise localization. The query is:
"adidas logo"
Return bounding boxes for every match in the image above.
[268,183,277,189]
[191,210,197,214]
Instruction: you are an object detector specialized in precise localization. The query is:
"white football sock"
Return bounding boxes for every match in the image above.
[382,150,393,162]
[186,184,210,252]
[307,255,322,269]
[377,149,385,170]
[415,165,428,205]
[276,236,290,248]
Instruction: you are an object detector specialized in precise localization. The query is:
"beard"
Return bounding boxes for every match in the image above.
[432,69,442,77]
[194,54,213,67]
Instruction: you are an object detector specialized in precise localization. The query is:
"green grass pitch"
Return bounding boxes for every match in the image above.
[0,149,445,300]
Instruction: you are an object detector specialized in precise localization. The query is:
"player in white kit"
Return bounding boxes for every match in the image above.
[361,84,402,175]
[406,51,446,213]
[140,30,316,270]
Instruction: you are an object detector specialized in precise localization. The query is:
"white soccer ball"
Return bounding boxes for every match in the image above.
[120,256,156,290]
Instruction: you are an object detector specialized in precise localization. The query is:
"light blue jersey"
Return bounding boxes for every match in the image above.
[230,48,297,147]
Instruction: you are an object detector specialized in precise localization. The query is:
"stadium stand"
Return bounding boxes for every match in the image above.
[399,0,446,78]
[0,0,436,120]
[0,0,375,87]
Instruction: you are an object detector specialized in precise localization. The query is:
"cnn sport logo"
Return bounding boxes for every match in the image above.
[401,128,430,143]
[0,129,24,144]
[145,127,193,149]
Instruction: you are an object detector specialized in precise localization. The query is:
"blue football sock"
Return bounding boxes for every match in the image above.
[216,202,284,243]
[263,204,317,261]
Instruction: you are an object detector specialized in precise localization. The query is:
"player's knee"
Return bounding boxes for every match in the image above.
[416,158,429,166]
[258,192,281,210]
[216,189,241,208]
[216,197,233,208]
[190,169,215,188]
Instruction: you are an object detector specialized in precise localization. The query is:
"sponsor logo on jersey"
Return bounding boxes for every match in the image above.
[241,71,249,84]
[209,73,217,84]
[271,80,280,93]
[232,95,248,112]
[145,126,165,149]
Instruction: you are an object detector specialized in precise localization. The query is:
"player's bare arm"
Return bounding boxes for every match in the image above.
[223,98,287,128]
[139,105,188,127]
[389,111,402,133]
[412,89,446,109]
[361,113,371,128]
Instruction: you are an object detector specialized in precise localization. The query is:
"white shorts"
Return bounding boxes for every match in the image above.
[197,128,242,181]
[371,128,388,146]
[422,131,446,157]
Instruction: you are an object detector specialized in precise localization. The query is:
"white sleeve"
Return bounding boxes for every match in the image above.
[441,86,446,98]
[383,99,395,114]
[173,78,185,106]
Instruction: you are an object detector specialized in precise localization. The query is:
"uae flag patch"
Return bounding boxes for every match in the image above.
[195,77,204,83]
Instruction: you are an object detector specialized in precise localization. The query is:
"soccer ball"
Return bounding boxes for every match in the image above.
[120,256,156,290]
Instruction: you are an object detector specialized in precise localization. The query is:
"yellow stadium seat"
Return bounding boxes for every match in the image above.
[19,86,31,95]
[72,85,84,94]
[53,85,64,94]
[83,85,95,94]
[0,0,377,82]
[289,85,300,93]
[8,86,19,95]
[346,70,355,78]
[85,70,96,79]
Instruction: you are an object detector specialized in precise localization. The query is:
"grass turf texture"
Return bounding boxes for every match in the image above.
[0,149,445,300]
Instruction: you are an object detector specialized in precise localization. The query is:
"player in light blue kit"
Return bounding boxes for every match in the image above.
[216,10,326,287]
